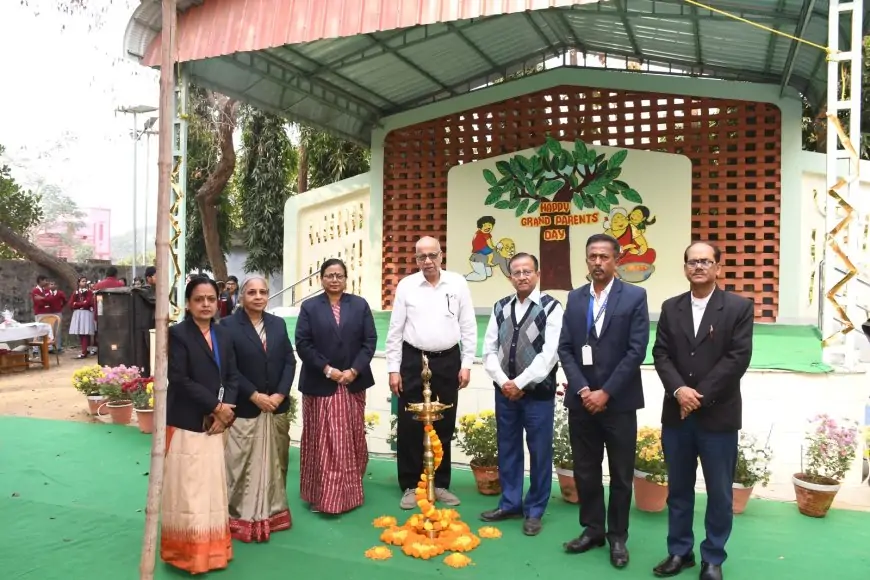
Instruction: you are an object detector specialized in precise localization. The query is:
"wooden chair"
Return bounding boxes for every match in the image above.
[27,314,61,367]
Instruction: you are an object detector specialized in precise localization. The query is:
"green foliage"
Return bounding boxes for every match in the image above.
[482,136,642,217]
[185,86,233,273]
[0,145,43,258]
[553,401,572,470]
[300,125,370,189]
[237,109,296,277]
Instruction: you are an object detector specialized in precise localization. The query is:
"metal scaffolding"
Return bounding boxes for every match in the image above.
[169,69,188,322]
[822,0,865,369]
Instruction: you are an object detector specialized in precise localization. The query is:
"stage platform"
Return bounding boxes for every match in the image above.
[283,314,831,374]
[1,417,867,580]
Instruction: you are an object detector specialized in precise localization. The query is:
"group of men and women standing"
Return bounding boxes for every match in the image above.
[159,232,751,580]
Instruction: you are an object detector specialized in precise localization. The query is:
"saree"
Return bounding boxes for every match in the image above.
[226,411,292,542]
[160,426,233,574]
[299,386,368,514]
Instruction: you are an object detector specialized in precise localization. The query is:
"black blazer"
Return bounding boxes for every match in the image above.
[652,287,754,432]
[167,318,239,432]
[222,310,297,419]
[295,293,377,397]
[558,278,650,414]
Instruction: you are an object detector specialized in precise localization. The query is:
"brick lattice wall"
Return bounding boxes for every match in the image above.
[382,85,781,321]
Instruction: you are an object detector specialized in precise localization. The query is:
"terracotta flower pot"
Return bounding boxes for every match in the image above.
[98,400,134,425]
[86,395,106,415]
[470,461,501,495]
[633,469,668,512]
[555,467,579,504]
[732,483,754,514]
[136,409,154,434]
[793,473,840,518]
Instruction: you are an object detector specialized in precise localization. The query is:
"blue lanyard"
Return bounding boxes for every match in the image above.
[210,327,224,402]
[210,327,221,371]
[586,295,608,342]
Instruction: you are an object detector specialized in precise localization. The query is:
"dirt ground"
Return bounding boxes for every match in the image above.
[0,354,106,423]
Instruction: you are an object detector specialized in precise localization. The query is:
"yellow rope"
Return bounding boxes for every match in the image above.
[683,0,833,55]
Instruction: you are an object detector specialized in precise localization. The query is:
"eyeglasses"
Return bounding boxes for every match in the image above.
[685,259,716,269]
[323,273,346,280]
[510,270,536,278]
[415,252,441,263]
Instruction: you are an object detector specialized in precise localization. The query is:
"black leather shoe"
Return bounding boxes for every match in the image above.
[563,533,606,553]
[479,508,522,522]
[699,562,723,580]
[653,554,696,577]
[609,539,629,568]
[522,517,542,536]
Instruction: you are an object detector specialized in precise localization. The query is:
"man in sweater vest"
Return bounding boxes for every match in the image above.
[479,252,563,536]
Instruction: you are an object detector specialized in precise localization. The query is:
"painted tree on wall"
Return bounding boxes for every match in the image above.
[482,136,642,290]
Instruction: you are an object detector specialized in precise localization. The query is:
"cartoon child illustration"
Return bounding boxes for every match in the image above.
[471,215,497,267]
[603,206,656,265]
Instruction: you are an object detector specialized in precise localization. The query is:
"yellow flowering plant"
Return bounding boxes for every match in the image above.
[456,411,498,468]
[72,365,104,396]
[365,412,380,435]
[635,426,668,484]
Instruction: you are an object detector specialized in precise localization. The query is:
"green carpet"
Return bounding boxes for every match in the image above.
[284,314,831,373]
[1,417,867,579]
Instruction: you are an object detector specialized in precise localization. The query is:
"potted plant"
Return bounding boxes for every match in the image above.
[72,364,105,415]
[793,414,860,518]
[95,365,142,425]
[553,394,578,503]
[733,431,772,514]
[123,377,154,434]
[634,426,668,512]
[365,412,380,436]
[456,410,500,495]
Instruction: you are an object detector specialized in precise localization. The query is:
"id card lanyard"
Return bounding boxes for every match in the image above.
[582,295,607,366]
[211,327,224,402]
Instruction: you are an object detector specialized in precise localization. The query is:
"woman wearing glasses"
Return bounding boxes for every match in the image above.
[295,258,378,514]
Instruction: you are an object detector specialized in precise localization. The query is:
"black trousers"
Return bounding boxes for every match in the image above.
[396,342,460,491]
[569,408,637,543]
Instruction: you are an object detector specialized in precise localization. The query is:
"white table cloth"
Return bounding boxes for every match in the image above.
[0,322,53,344]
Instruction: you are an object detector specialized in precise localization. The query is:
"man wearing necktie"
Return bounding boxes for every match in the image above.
[558,234,650,569]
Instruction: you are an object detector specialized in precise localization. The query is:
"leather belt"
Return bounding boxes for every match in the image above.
[403,341,459,358]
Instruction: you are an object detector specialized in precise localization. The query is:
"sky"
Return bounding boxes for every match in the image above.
[0,0,159,239]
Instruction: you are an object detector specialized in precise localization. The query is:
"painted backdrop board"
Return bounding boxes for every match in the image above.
[446,139,692,313]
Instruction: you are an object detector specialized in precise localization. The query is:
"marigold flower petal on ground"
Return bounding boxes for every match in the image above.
[444,553,473,568]
[478,526,502,539]
[372,515,397,528]
[364,546,393,560]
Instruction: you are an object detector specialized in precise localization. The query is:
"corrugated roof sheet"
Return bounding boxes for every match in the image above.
[122,0,863,145]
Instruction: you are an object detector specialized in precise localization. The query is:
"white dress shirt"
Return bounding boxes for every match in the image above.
[691,290,713,337]
[482,289,564,390]
[385,270,478,372]
[590,278,615,337]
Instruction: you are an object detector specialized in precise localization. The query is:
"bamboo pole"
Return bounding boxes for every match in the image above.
[140,0,177,577]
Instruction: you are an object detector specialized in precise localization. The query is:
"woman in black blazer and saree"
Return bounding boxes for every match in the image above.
[295,258,378,514]
[162,277,238,575]
[222,276,297,543]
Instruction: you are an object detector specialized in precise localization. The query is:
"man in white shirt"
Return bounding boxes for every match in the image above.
[479,252,563,536]
[386,236,478,509]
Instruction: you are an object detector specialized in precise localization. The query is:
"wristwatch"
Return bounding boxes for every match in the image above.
[324,366,332,378]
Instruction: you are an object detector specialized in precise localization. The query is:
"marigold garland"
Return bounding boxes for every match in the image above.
[364,546,393,560]
[444,553,473,568]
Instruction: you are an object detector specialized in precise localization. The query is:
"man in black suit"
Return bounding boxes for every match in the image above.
[651,242,754,580]
[558,234,650,569]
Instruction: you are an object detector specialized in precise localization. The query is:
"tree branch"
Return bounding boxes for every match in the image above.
[0,222,80,292]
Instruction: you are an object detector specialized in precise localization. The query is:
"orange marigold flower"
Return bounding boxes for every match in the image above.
[372,515,397,528]
[364,546,393,560]
[478,526,502,539]
[444,553,473,568]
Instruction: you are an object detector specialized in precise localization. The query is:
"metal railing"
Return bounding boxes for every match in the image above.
[268,271,322,307]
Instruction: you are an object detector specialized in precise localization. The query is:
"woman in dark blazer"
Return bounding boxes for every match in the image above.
[162,276,238,575]
[222,276,297,543]
[295,258,378,514]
